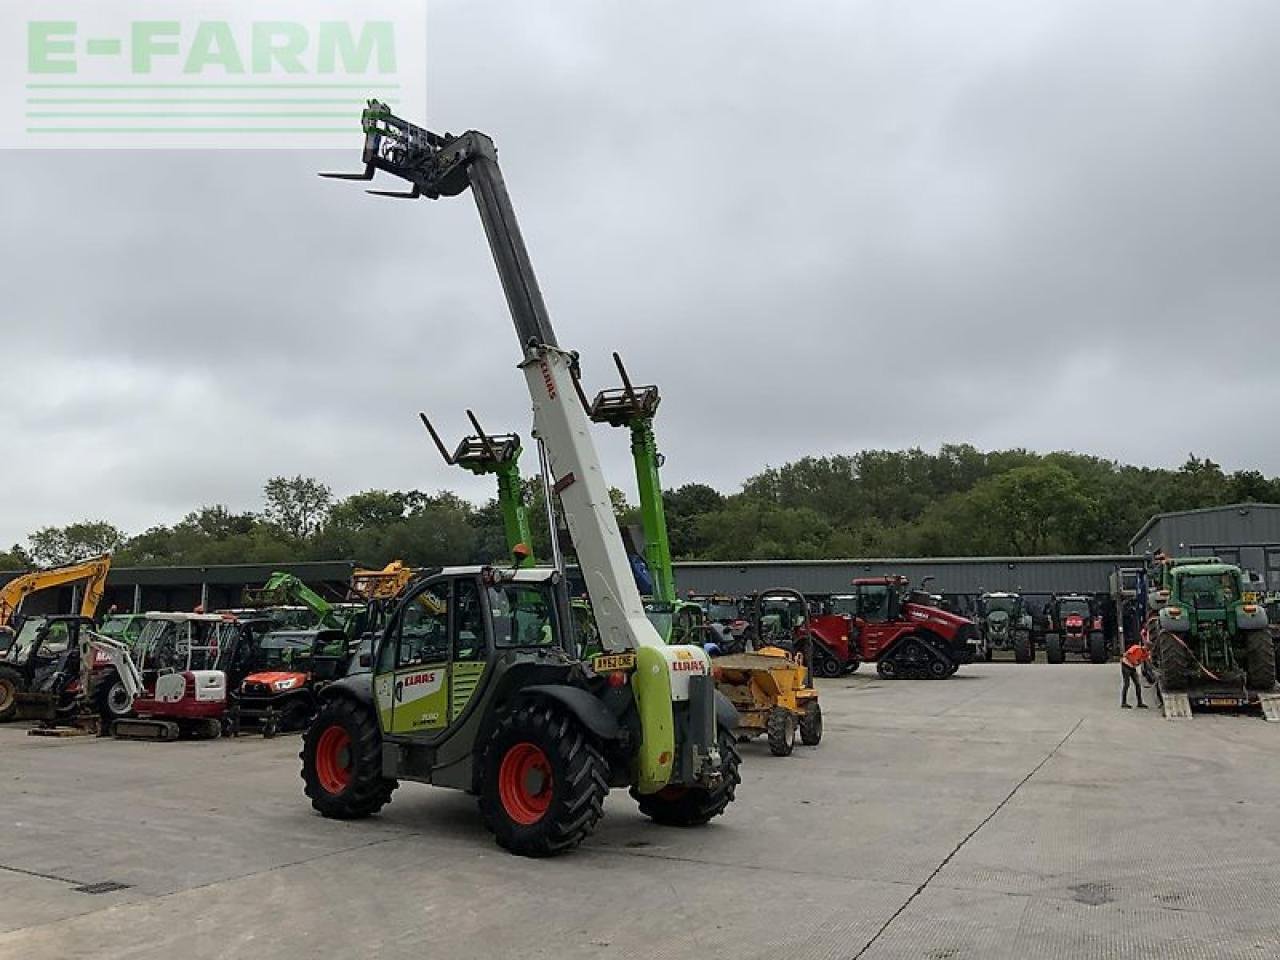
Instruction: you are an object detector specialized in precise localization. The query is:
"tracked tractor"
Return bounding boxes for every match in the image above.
[841,577,978,679]
[977,592,1034,663]
[1147,561,1278,718]
[1043,594,1107,664]
[303,102,741,856]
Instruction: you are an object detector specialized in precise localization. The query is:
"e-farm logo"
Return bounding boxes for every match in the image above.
[0,1,426,148]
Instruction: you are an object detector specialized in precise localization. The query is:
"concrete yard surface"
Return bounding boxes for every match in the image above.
[3,664,1279,959]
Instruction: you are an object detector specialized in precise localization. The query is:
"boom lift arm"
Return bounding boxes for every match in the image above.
[0,555,112,627]
[324,101,664,657]
[419,410,535,567]
[243,572,344,631]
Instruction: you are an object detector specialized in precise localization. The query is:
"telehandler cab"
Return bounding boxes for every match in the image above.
[307,102,741,856]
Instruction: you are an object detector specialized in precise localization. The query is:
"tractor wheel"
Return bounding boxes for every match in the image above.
[96,677,134,723]
[766,706,796,756]
[799,700,823,746]
[633,729,741,827]
[1155,631,1191,691]
[928,658,950,679]
[984,646,994,662]
[1045,634,1064,664]
[0,666,24,722]
[1014,635,1033,664]
[301,698,398,820]
[814,649,843,678]
[1088,633,1108,665]
[876,658,898,679]
[1243,630,1276,691]
[480,702,608,857]
[279,697,315,733]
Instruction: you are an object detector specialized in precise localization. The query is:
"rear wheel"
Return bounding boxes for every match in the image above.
[480,703,608,857]
[799,700,823,746]
[0,667,23,722]
[814,648,843,678]
[1045,634,1064,664]
[1155,631,1192,691]
[301,698,398,819]
[1088,633,1108,664]
[633,729,741,827]
[1243,630,1276,691]
[766,706,796,756]
[1014,635,1033,664]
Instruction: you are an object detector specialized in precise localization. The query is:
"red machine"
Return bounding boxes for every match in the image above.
[807,609,861,677]
[830,577,979,679]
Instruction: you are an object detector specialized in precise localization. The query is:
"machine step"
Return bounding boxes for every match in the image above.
[1161,693,1192,719]
[1259,693,1280,723]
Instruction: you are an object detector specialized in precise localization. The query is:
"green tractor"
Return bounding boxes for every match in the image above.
[976,592,1033,663]
[1148,561,1276,711]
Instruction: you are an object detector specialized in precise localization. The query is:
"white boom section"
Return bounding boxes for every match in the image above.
[523,346,667,655]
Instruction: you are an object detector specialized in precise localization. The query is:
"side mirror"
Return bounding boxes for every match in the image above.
[358,652,372,668]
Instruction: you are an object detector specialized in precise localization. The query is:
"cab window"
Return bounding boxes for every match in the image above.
[453,578,486,661]
[393,584,450,668]
[489,584,555,648]
[858,586,890,622]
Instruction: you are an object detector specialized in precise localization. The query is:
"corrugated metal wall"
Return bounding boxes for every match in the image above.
[672,556,1139,598]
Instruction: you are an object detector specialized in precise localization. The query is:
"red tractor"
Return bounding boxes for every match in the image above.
[1042,594,1108,664]
[832,577,979,679]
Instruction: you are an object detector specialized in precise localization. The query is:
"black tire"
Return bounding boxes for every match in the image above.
[984,646,994,662]
[814,648,843,679]
[279,697,315,733]
[479,702,608,857]
[0,666,23,722]
[1156,631,1192,691]
[1014,635,1033,664]
[876,658,898,679]
[799,700,823,746]
[1088,633,1107,665]
[1243,630,1276,691]
[1045,634,1064,665]
[301,697,398,820]
[633,729,741,827]
[766,706,796,756]
[96,676,134,723]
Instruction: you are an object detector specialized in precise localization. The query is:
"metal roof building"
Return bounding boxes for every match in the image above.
[1129,502,1280,588]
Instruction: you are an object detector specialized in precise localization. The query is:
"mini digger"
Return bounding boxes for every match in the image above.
[710,589,822,756]
[304,102,742,857]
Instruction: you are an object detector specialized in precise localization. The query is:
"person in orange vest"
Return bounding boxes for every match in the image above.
[1121,642,1150,709]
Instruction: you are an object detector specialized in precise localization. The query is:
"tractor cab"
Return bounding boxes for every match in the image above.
[0,615,98,721]
[642,598,706,647]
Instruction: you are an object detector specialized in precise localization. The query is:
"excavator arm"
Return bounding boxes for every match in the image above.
[0,555,112,627]
[245,572,343,631]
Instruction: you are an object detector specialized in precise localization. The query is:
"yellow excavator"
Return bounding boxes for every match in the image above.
[0,554,112,628]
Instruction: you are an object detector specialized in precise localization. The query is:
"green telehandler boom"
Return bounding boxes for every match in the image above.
[575,353,704,644]
[244,572,346,631]
[420,410,535,568]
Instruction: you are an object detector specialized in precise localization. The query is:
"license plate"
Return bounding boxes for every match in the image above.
[592,653,636,672]
[1204,698,1242,707]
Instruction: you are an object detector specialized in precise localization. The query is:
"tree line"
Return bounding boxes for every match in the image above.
[3,446,1277,571]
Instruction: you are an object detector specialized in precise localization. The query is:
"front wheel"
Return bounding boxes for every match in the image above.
[633,729,741,826]
[1088,633,1108,664]
[301,698,398,819]
[479,703,608,857]
[814,649,843,678]
[97,677,134,722]
[0,666,23,722]
[766,706,796,756]
[799,700,823,746]
[1014,635,1033,664]
[1243,630,1276,691]
[1045,634,1064,664]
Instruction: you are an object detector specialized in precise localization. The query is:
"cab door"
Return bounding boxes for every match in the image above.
[448,577,489,723]
[854,585,896,659]
[374,580,452,738]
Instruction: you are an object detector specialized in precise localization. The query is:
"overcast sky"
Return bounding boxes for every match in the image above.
[2,0,1279,548]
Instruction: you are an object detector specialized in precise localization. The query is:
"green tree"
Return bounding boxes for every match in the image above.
[27,521,126,566]
[263,476,332,539]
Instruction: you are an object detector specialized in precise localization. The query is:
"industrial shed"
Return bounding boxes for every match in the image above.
[1129,503,1280,588]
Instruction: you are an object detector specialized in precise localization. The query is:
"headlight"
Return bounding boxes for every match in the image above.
[273,678,299,691]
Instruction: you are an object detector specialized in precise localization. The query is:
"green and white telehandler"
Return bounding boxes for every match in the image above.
[302,102,741,856]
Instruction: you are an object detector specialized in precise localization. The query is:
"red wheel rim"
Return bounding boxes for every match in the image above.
[314,725,352,794]
[498,742,554,825]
